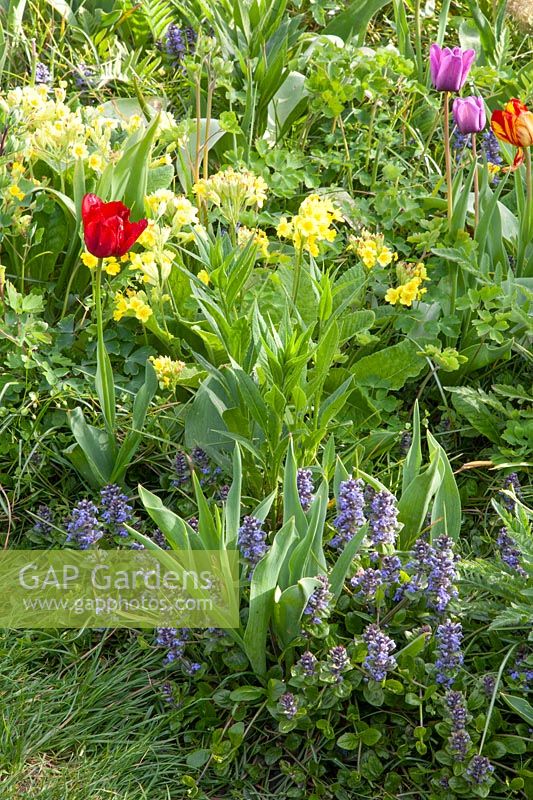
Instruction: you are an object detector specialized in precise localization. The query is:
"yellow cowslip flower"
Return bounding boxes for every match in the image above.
[385,263,429,308]
[103,257,121,276]
[81,252,99,269]
[71,142,89,160]
[127,295,153,323]
[237,226,269,258]
[11,161,25,178]
[151,154,173,167]
[149,355,186,389]
[138,221,157,248]
[113,292,129,321]
[88,153,103,172]
[277,193,341,256]
[8,185,25,201]
[198,269,210,285]
[277,217,293,238]
[348,230,396,270]
[145,189,176,217]
[192,167,268,225]
[172,196,199,228]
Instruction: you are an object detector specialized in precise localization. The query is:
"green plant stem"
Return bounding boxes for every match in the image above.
[525,147,532,242]
[94,260,114,436]
[443,91,453,223]
[291,246,304,305]
[472,133,479,229]
[414,0,423,83]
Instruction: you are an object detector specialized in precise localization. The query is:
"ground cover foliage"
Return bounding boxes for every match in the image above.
[0,0,531,797]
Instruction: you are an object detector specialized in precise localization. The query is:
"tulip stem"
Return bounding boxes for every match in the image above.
[472,133,479,229]
[526,148,532,241]
[443,91,453,224]
[94,260,115,436]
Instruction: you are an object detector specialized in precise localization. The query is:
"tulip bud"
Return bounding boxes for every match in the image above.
[452,97,486,134]
[430,44,476,93]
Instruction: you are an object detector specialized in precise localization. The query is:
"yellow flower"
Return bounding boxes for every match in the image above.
[8,185,25,201]
[149,355,186,389]
[81,252,99,269]
[172,196,199,228]
[138,221,157,248]
[103,257,121,276]
[237,226,270,258]
[11,161,25,177]
[71,142,89,160]
[113,292,129,321]
[88,153,103,172]
[198,269,210,285]
[135,304,152,323]
[277,217,293,238]
[192,167,268,225]
[349,229,395,270]
[385,286,401,304]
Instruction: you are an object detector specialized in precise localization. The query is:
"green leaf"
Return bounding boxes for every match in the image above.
[229,686,265,702]
[68,408,115,486]
[323,0,390,41]
[329,524,368,602]
[336,733,360,750]
[402,400,422,494]
[352,340,426,390]
[501,695,533,726]
[398,454,441,549]
[427,430,461,542]
[272,577,320,648]
[110,360,158,483]
[137,485,194,550]
[224,445,242,549]
[244,518,298,677]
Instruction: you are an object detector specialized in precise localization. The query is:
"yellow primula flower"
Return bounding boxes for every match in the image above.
[8,185,25,201]
[81,252,99,269]
[277,217,293,238]
[192,167,268,226]
[348,230,396,270]
[198,269,210,285]
[277,193,341,255]
[11,161,25,178]
[88,153,103,172]
[103,257,121,276]
[71,142,89,160]
[149,355,186,389]
[237,226,269,258]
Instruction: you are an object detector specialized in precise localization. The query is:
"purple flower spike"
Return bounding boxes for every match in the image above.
[452,97,486,134]
[430,44,476,92]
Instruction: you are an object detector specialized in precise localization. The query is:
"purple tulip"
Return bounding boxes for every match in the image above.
[430,44,476,92]
[452,97,486,134]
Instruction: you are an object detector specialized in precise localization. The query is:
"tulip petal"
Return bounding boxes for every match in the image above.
[119,219,149,256]
[491,110,516,146]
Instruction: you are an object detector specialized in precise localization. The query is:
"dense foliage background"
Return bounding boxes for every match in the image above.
[0,0,531,797]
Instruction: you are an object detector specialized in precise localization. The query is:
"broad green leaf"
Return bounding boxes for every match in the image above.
[501,695,533,727]
[137,485,194,550]
[244,518,298,677]
[110,360,157,483]
[398,455,441,549]
[427,430,461,542]
[329,524,368,602]
[68,407,115,486]
[352,340,426,390]
[402,400,422,494]
[272,577,320,647]
[224,445,242,549]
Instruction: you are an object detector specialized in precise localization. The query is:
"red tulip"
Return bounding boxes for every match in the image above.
[491,98,533,170]
[81,193,148,258]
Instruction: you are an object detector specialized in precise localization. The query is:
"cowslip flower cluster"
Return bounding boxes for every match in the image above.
[296,468,314,511]
[113,290,153,323]
[277,193,343,257]
[149,355,186,390]
[236,225,269,258]
[362,623,397,682]
[348,229,396,269]
[193,167,268,225]
[100,484,133,538]
[303,575,332,626]
[81,251,129,276]
[434,619,464,687]
[237,516,268,573]
[331,478,366,548]
[385,262,429,307]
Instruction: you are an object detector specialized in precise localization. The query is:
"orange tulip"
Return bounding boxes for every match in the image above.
[491,98,533,170]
